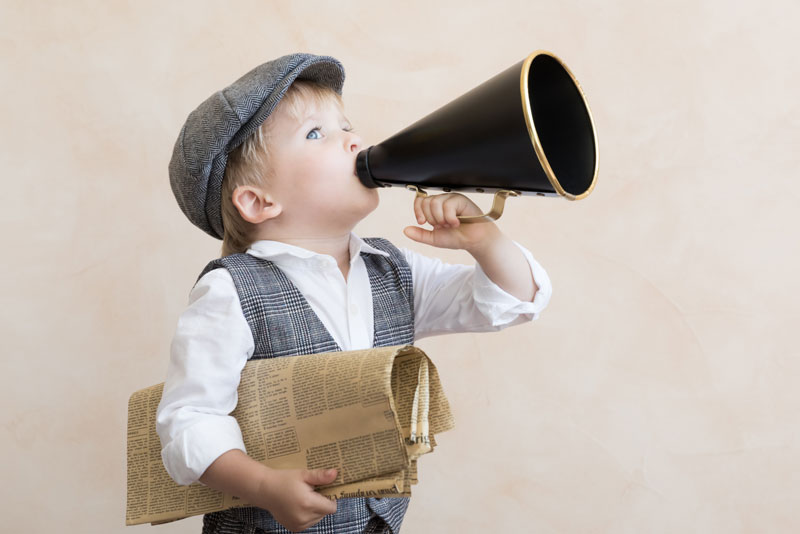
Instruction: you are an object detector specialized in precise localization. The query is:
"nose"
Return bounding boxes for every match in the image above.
[346,130,362,153]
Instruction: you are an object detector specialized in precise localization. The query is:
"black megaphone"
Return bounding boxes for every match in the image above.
[355,50,598,223]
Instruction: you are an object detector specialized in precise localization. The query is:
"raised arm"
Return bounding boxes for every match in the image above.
[403,192,551,340]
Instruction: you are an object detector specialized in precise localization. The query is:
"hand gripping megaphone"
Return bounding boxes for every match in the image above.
[355,50,598,223]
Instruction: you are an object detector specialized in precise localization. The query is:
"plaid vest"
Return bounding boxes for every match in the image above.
[199,238,413,534]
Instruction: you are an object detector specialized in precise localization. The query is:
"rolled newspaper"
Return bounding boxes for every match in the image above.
[126,345,454,526]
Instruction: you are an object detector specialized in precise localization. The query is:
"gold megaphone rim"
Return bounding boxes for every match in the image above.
[520,50,599,201]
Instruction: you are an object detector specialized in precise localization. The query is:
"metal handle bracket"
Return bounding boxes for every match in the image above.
[406,186,519,223]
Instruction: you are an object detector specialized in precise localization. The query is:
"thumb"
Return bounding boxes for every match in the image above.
[303,468,338,486]
[403,226,435,246]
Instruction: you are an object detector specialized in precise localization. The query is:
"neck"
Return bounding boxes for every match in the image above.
[255,231,354,279]
[277,233,351,262]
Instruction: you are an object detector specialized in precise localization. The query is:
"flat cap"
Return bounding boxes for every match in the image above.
[169,53,345,239]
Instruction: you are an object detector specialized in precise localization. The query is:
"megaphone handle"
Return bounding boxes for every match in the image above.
[406,185,519,223]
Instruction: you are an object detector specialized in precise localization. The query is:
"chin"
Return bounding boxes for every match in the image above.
[356,188,379,214]
[367,190,380,212]
[348,197,379,227]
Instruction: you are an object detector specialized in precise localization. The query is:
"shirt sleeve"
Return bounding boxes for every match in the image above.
[402,241,552,340]
[155,268,254,486]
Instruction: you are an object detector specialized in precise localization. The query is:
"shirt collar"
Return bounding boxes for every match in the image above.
[246,233,390,266]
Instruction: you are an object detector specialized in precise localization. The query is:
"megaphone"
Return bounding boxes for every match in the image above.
[355,50,598,223]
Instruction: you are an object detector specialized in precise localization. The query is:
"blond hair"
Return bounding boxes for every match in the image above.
[220,80,345,257]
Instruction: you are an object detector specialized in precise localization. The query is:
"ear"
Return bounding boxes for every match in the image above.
[231,185,282,224]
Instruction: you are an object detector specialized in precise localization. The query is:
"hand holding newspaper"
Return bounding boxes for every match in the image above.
[126,345,454,526]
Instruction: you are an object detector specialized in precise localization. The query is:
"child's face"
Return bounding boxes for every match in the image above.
[264,95,379,235]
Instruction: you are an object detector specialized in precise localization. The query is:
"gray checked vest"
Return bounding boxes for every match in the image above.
[198,238,413,534]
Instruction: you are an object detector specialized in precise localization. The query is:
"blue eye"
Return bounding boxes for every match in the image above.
[306,127,322,140]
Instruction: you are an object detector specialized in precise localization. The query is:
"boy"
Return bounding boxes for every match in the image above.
[158,53,551,534]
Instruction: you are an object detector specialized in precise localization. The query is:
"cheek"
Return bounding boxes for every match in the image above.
[286,161,319,189]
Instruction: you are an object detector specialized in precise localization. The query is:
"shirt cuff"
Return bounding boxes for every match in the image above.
[160,416,246,486]
[473,240,552,325]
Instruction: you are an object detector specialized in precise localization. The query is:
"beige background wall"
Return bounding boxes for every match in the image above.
[2,1,798,532]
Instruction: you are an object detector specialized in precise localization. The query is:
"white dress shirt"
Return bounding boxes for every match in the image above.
[156,234,552,485]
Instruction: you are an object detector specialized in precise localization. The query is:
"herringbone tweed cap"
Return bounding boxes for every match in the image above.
[169,53,345,239]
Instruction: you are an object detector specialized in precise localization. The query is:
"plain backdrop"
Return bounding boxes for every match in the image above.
[1,1,799,532]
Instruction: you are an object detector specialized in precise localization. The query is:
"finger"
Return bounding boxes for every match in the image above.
[443,197,460,227]
[420,198,436,228]
[317,495,338,515]
[404,226,436,246]
[306,492,338,516]
[430,195,446,227]
[303,468,338,486]
[297,507,332,533]
[413,194,425,225]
